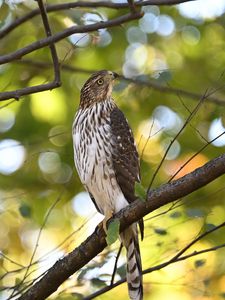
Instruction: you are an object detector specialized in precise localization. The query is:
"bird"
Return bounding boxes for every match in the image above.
[72,70,143,300]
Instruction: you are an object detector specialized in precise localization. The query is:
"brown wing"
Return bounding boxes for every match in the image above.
[110,106,144,239]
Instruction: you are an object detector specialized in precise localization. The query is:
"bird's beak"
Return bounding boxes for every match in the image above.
[112,72,119,79]
[107,71,119,80]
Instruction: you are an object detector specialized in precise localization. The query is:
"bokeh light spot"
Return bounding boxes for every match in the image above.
[0,139,26,175]
[162,138,181,160]
[38,152,61,174]
[30,88,66,124]
[182,26,201,45]
[208,118,225,147]
[127,26,147,44]
[0,108,15,132]
[72,192,96,217]
[156,15,175,36]
[69,33,90,47]
[49,126,69,147]
[98,31,112,47]
[153,105,183,134]
[177,0,225,20]
[139,13,159,33]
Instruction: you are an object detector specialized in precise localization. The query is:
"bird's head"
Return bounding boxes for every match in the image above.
[80,70,118,108]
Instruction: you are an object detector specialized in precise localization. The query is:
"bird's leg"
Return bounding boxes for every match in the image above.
[103,209,114,233]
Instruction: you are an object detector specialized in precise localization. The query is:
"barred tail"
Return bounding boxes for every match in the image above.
[120,224,143,300]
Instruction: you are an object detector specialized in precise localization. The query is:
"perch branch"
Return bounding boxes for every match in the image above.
[17,153,225,300]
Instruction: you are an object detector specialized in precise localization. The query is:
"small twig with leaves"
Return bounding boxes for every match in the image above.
[83,220,225,299]
[0,0,196,40]
[16,153,225,300]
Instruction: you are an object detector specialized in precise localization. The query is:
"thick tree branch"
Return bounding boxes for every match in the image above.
[18,153,225,300]
[0,0,195,39]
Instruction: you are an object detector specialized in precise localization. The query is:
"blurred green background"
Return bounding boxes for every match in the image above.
[1,0,225,299]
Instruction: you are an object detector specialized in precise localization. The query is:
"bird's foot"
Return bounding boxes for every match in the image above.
[103,210,114,233]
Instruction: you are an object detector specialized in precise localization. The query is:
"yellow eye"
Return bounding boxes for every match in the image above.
[97,79,104,85]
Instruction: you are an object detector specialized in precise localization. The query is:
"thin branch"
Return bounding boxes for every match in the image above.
[11,190,64,299]
[17,153,225,300]
[0,0,196,40]
[16,61,225,106]
[36,0,60,85]
[110,243,123,286]
[0,99,17,109]
[147,89,207,193]
[84,221,225,299]
[168,130,225,182]
[0,0,62,102]
[0,12,143,101]
[0,253,24,268]
[125,76,225,106]
[127,0,137,13]
[0,12,142,66]
[85,240,225,299]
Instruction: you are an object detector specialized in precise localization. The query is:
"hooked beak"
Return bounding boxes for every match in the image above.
[112,72,119,79]
[107,71,119,80]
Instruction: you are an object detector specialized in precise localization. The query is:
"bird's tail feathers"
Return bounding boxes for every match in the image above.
[120,224,143,300]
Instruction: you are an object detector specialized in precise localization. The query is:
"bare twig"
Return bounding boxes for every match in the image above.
[15,61,225,106]
[11,190,64,299]
[0,12,143,101]
[83,221,225,299]
[85,242,225,299]
[168,130,225,182]
[36,0,60,85]
[0,99,17,109]
[0,0,196,40]
[0,253,24,268]
[0,12,142,66]
[147,89,207,193]
[110,243,123,286]
[17,153,225,300]
[127,0,137,13]
[0,0,61,101]
[125,76,225,106]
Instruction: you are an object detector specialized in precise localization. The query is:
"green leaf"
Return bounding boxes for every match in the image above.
[91,278,107,288]
[220,292,225,298]
[194,259,206,268]
[135,182,146,201]
[15,277,22,286]
[106,219,120,246]
[203,278,210,286]
[205,223,216,231]
[169,211,182,219]
[154,228,167,235]
[19,203,32,218]
[71,293,83,300]
[117,264,126,278]
[186,208,205,218]
[77,262,106,282]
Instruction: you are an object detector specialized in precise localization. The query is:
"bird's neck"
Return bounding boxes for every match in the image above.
[79,97,116,110]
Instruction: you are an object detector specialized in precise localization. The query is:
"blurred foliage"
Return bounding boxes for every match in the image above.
[1,1,225,300]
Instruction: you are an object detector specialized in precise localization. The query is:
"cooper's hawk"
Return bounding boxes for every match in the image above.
[73,70,143,300]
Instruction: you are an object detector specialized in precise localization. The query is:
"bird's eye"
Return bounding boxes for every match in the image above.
[97,79,104,85]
